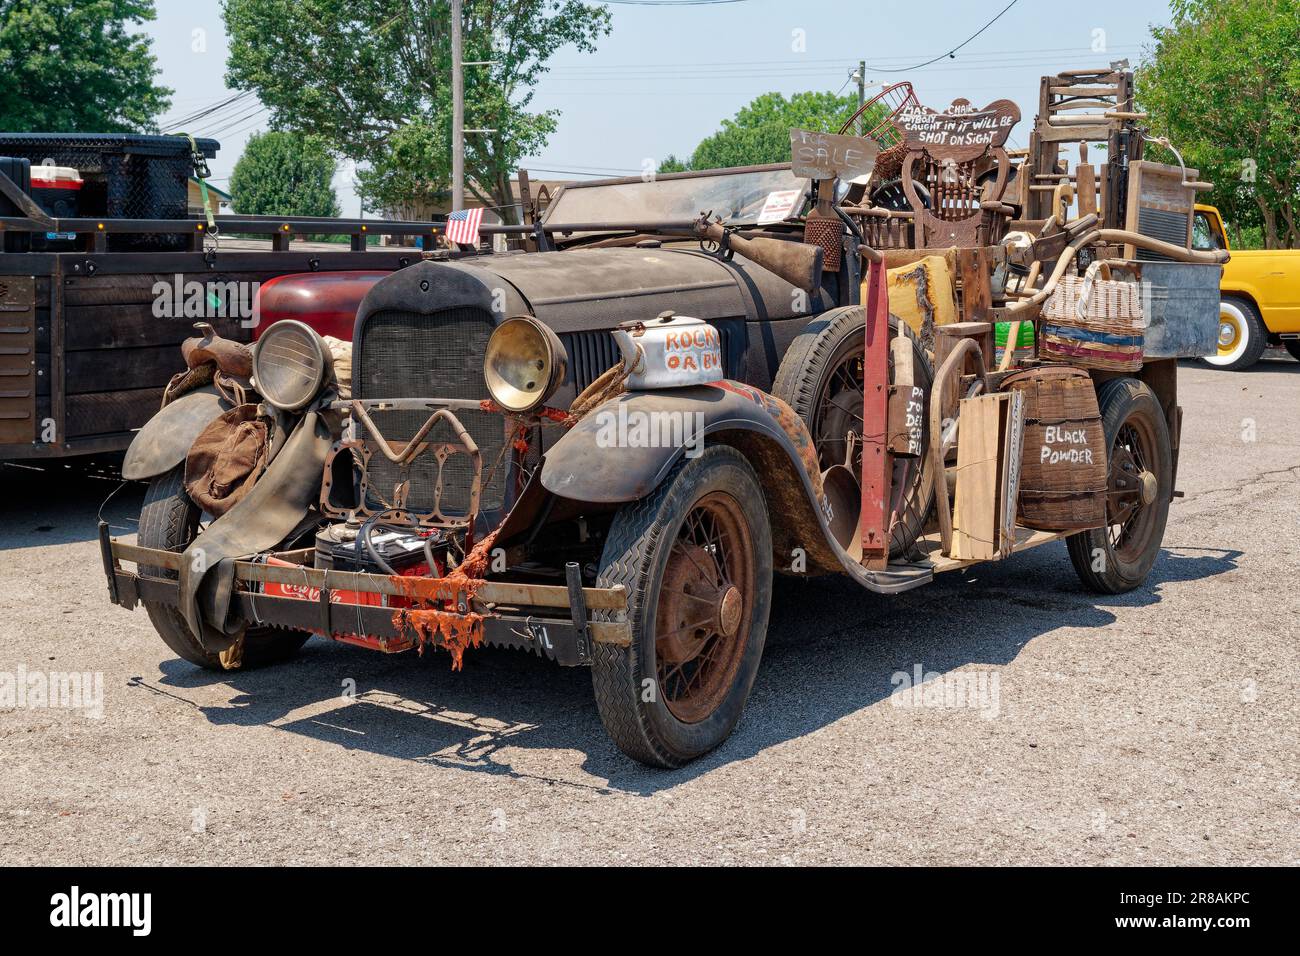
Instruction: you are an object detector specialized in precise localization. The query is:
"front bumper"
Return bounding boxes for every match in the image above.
[98,522,631,667]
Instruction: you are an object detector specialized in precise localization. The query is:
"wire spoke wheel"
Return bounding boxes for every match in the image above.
[655,492,754,724]
[1107,421,1158,561]
[1067,378,1172,594]
[592,446,773,767]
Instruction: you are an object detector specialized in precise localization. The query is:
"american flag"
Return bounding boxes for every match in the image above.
[445,206,484,247]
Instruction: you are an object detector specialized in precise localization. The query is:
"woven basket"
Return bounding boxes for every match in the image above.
[1041,262,1145,372]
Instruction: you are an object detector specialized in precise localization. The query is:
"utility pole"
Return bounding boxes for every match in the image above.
[451,0,465,212]
[856,61,866,136]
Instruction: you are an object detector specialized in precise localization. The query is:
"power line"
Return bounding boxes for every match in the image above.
[191,105,269,137]
[542,45,1140,75]
[866,0,1021,72]
[161,91,256,132]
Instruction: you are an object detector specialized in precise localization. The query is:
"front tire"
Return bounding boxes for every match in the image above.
[592,446,773,768]
[1066,379,1172,593]
[1204,297,1266,370]
[138,466,309,670]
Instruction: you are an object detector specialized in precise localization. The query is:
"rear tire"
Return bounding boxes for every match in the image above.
[592,446,772,768]
[138,466,309,670]
[1204,297,1266,370]
[1066,379,1172,593]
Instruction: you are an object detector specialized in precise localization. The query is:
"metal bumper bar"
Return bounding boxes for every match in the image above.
[99,523,631,667]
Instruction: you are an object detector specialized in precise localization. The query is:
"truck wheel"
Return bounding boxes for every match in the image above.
[137,466,309,670]
[1066,379,1172,594]
[592,446,773,768]
[773,307,933,556]
[1204,297,1266,370]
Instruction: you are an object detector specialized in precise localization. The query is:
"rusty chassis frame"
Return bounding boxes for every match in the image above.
[99,525,631,667]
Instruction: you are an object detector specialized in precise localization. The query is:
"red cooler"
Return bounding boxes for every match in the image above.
[30,165,82,250]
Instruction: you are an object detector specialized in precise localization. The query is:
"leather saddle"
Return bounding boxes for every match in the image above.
[181,322,253,379]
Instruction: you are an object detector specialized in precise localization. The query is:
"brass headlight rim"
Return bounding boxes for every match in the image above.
[483,315,567,414]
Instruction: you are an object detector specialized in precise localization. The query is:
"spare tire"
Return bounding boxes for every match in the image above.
[773,306,933,558]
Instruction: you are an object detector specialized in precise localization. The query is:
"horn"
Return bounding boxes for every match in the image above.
[695,220,824,294]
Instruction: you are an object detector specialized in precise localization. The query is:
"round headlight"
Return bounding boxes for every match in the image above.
[252,320,329,411]
[484,316,567,413]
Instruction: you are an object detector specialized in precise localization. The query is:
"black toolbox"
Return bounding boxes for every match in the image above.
[0,133,219,250]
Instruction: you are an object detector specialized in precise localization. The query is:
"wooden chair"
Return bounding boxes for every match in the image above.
[896,98,1022,249]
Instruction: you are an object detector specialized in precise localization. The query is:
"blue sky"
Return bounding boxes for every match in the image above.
[144,0,1176,215]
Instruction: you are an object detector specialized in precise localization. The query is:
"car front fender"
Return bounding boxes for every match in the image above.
[121,386,229,481]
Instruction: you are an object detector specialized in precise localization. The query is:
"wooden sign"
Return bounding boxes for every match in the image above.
[896,98,1021,162]
[789,128,879,182]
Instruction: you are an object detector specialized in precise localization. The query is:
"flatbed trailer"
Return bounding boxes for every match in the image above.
[0,214,446,462]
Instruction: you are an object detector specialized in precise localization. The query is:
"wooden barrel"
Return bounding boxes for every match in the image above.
[1002,366,1108,531]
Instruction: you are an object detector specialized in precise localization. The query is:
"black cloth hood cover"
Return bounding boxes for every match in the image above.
[177,410,333,649]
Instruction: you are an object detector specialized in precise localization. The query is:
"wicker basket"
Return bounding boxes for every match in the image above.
[1040,261,1145,372]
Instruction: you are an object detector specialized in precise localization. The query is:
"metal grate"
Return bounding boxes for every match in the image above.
[358,307,507,515]
[1135,207,1191,262]
[562,330,622,392]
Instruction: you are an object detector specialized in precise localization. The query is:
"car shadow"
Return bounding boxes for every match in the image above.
[139,537,1241,796]
[0,457,140,550]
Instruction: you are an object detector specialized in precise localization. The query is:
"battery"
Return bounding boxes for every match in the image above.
[314,523,445,574]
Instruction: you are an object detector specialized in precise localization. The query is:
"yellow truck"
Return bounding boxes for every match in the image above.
[1195,204,1300,369]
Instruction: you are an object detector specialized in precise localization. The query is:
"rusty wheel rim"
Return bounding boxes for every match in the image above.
[655,491,754,724]
[1107,418,1159,562]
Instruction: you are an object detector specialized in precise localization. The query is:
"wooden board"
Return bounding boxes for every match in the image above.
[1124,160,1197,258]
[951,393,1003,561]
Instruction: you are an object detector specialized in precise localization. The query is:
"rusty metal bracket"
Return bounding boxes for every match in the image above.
[322,399,485,529]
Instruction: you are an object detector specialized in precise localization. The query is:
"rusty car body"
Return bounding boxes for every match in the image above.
[101,68,1228,767]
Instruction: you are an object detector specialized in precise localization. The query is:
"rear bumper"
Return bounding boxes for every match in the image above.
[98,522,631,667]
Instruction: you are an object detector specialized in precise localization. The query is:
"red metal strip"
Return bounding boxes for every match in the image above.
[860,260,892,563]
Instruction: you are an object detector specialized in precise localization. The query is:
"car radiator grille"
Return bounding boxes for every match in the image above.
[357,307,506,515]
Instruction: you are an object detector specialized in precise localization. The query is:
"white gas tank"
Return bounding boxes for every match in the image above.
[612,312,724,390]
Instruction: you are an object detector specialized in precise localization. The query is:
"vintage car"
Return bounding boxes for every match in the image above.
[100,73,1228,767]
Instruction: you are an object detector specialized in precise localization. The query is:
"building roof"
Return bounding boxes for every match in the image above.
[189,177,233,201]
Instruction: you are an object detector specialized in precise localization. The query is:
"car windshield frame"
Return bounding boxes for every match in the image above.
[539,163,811,231]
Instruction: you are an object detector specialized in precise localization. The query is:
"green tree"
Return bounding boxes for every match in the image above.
[1137,0,1300,248]
[0,0,171,132]
[229,131,341,219]
[223,0,610,222]
[664,91,880,173]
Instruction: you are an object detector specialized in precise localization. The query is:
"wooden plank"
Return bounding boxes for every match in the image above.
[0,276,37,444]
[65,345,181,395]
[1038,123,1113,143]
[63,302,248,350]
[925,526,1067,574]
[66,388,164,438]
[997,391,1027,558]
[951,393,1003,561]
[1049,85,1122,97]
